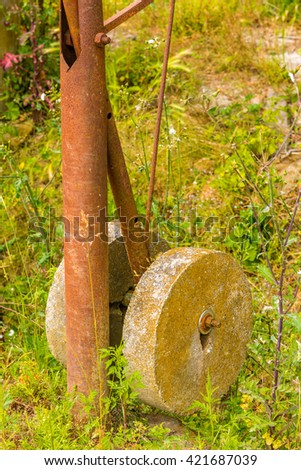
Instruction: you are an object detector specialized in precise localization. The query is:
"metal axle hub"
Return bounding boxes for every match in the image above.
[198,309,221,335]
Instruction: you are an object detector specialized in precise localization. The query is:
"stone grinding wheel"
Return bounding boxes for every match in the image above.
[123,247,253,415]
[46,220,169,366]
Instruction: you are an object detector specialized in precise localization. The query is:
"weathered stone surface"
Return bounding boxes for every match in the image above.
[107,221,134,303]
[148,232,170,260]
[46,220,169,365]
[46,260,66,365]
[123,247,253,415]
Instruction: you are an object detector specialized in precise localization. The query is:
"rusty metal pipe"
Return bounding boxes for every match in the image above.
[62,0,80,57]
[62,0,154,283]
[107,103,150,282]
[60,0,109,416]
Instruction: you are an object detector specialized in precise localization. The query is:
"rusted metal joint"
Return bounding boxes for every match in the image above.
[95,32,112,46]
[198,309,221,335]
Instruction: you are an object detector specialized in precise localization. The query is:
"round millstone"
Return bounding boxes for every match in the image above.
[46,220,169,366]
[123,247,253,414]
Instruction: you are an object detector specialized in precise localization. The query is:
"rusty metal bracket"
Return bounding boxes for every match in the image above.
[103,0,154,34]
[107,99,151,283]
[95,33,112,47]
[62,0,80,56]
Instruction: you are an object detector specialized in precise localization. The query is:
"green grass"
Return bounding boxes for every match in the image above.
[1,0,301,450]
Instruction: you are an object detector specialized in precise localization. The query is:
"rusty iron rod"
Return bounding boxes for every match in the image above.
[61,0,109,416]
[103,0,154,34]
[107,102,150,283]
[146,0,176,225]
[62,0,152,283]
[62,0,80,57]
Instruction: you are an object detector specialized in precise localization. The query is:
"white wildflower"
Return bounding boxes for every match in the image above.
[41,92,46,101]
[8,329,15,337]
[262,205,270,213]
[288,72,295,84]
[263,305,273,312]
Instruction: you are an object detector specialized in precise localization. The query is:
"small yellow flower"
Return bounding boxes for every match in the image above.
[256,403,265,413]
[240,402,249,411]
[240,394,252,410]
[272,439,283,450]
[263,432,273,446]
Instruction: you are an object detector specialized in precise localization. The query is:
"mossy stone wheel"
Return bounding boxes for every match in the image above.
[123,247,253,414]
[45,221,169,366]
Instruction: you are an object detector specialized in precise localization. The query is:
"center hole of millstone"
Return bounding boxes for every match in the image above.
[198,308,220,350]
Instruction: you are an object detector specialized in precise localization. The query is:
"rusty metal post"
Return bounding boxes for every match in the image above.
[60,0,109,415]
[107,104,150,283]
[61,0,80,56]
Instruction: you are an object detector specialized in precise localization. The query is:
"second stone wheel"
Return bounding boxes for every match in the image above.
[123,247,253,414]
[45,221,169,366]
